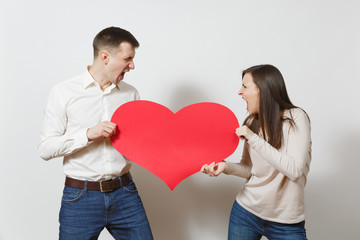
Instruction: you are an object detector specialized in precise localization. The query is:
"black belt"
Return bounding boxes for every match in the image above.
[65,172,132,192]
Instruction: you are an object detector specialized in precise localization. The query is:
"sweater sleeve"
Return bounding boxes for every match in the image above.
[246,109,311,181]
[224,142,252,179]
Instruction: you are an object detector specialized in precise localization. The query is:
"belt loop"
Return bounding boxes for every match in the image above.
[118,176,123,187]
[84,180,88,191]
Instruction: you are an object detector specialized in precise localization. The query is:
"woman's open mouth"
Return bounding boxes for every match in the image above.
[242,97,248,110]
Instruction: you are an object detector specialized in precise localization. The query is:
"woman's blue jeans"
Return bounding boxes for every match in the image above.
[228,201,307,240]
[59,180,153,240]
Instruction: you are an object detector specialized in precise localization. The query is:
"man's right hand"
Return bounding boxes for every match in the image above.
[87,121,117,141]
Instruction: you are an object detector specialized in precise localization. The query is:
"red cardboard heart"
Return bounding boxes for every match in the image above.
[111,100,239,190]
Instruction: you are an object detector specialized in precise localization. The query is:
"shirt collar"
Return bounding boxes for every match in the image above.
[83,66,120,90]
[83,66,97,89]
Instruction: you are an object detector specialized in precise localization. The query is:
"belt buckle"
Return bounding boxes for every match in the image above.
[100,180,112,193]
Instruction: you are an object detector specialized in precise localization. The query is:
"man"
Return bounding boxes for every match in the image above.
[38,27,153,240]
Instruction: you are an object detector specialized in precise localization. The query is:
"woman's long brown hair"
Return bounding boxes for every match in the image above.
[242,64,298,149]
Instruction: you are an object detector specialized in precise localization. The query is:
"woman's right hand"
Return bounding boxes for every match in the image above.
[201,161,228,177]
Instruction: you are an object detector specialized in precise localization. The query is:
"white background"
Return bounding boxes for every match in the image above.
[1,0,360,239]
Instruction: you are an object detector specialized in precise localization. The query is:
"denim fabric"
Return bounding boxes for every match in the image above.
[228,201,307,240]
[59,180,153,240]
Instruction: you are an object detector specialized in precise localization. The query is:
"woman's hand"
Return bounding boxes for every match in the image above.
[201,161,228,177]
[236,125,254,140]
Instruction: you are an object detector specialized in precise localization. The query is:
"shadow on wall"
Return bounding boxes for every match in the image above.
[132,164,242,240]
[166,83,214,112]
[131,83,243,240]
[305,131,360,239]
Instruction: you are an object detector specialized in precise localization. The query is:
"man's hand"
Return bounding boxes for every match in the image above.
[87,121,117,141]
[201,161,227,177]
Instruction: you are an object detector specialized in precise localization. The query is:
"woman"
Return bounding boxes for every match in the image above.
[201,64,311,240]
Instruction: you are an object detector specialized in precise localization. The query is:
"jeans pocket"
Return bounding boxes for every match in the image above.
[123,181,138,193]
[62,186,85,202]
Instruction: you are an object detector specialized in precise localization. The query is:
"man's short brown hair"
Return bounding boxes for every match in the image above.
[93,26,139,58]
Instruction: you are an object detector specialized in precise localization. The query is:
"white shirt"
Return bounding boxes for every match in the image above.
[225,108,312,223]
[38,69,140,181]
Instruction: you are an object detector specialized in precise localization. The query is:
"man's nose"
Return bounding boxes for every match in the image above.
[129,61,135,70]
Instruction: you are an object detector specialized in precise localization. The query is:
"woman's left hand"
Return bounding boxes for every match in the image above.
[236,125,254,140]
[201,161,227,177]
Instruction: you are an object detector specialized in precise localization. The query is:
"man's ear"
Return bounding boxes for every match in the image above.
[99,51,110,65]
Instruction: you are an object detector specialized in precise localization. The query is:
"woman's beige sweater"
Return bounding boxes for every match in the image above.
[225,108,312,224]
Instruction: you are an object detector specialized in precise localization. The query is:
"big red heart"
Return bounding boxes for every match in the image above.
[111,100,239,190]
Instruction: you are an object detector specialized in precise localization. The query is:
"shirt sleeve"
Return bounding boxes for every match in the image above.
[246,109,311,181]
[224,142,252,179]
[38,87,91,161]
